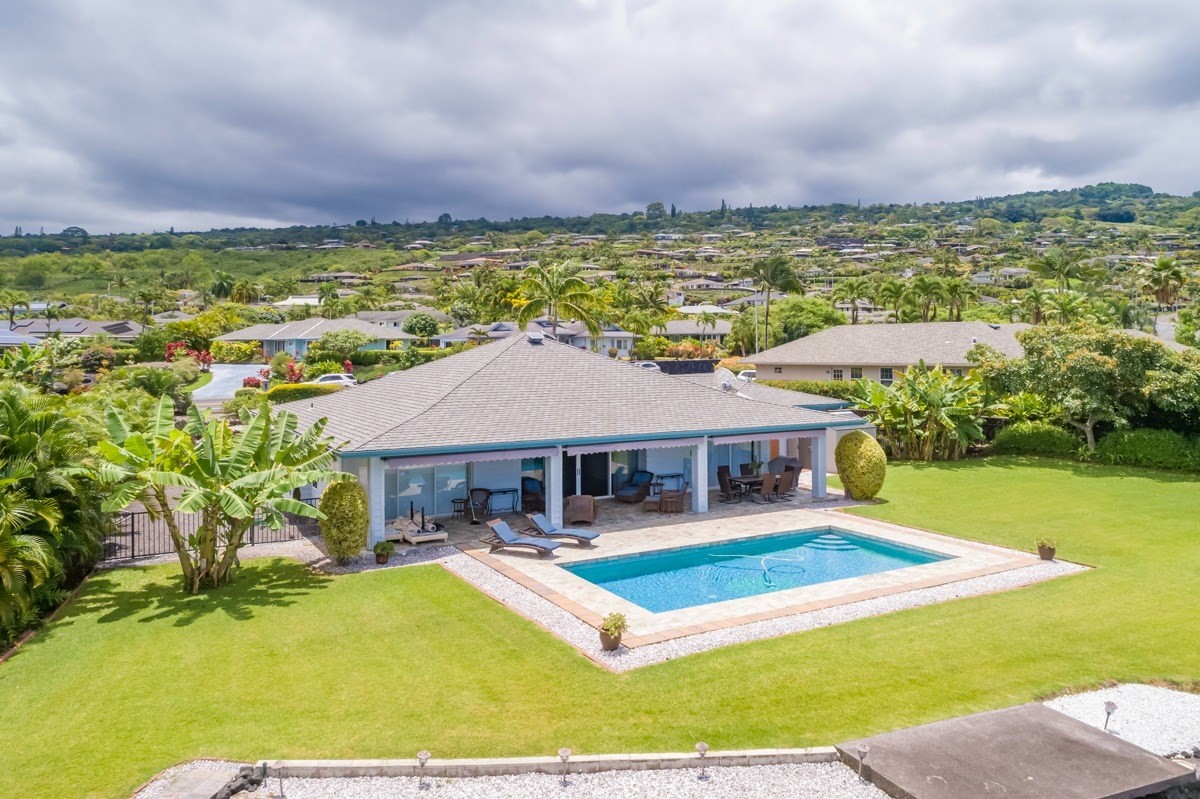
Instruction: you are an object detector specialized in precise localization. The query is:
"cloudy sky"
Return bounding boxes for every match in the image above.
[2,0,1198,233]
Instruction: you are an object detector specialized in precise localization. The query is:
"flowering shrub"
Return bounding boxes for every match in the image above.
[166,341,213,371]
[242,376,264,389]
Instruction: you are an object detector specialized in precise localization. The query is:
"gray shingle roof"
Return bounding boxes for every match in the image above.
[282,334,853,456]
[653,319,733,336]
[752,322,1030,367]
[214,318,414,342]
[676,374,849,409]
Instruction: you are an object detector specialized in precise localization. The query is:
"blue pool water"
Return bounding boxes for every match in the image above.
[562,528,950,613]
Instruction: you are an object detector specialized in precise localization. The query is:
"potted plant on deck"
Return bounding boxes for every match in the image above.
[599,612,628,651]
[374,540,396,565]
[1035,537,1057,561]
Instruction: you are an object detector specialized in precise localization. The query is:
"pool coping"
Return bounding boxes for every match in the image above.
[461,507,1042,646]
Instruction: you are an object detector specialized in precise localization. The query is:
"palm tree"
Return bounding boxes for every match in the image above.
[210,270,234,300]
[942,278,978,322]
[1021,287,1050,324]
[832,277,872,324]
[1032,248,1096,291]
[930,247,964,277]
[873,279,906,322]
[230,280,261,304]
[1045,291,1091,324]
[515,261,601,339]
[0,478,58,626]
[695,310,719,340]
[1138,256,1187,328]
[316,281,340,305]
[0,290,30,330]
[740,255,802,352]
[905,275,945,322]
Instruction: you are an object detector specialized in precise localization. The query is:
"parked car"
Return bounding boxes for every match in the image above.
[309,372,358,387]
[632,361,661,372]
[739,369,756,381]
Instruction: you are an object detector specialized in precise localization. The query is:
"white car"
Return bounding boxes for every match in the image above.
[309,373,358,387]
[632,361,662,372]
[739,369,756,381]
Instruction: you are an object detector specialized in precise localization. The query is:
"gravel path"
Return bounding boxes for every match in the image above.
[257,763,887,799]
[1046,684,1200,758]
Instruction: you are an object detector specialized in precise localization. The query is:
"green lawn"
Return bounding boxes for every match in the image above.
[3,457,1199,799]
[182,370,213,394]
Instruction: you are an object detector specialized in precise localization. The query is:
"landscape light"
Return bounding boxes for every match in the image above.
[558,747,572,786]
[1103,701,1118,732]
[417,750,430,789]
[696,741,709,780]
[856,743,870,781]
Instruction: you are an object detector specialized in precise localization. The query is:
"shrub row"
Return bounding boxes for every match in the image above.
[264,383,344,403]
[1094,429,1199,471]
[757,379,860,401]
[991,422,1082,457]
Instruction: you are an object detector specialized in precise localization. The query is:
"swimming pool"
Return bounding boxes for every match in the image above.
[562,528,952,613]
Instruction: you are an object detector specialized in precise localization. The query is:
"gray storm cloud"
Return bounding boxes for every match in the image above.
[0,0,1198,233]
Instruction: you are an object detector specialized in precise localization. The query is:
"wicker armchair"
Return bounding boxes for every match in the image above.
[565,494,597,525]
[613,470,654,503]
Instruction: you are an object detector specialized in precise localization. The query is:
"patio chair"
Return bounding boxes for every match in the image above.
[752,472,778,503]
[467,488,492,524]
[739,463,756,477]
[481,519,561,557]
[521,476,545,513]
[717,466,742,503]
[566,493,597,525]
[775,468,797,500]
[525,513,598,546]
[659,481,689,515]
[614,470,655,503]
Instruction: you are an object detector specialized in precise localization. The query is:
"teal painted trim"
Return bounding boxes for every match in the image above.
[798,402,852,411]
[343,419,862,458]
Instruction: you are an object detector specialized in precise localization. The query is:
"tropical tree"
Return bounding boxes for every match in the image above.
[1045,291,1093,324]
[230,280,261,304]
[905,274,945,322]
[1032,248,1097,291]
[515,261,601,339]
[1021,287,1050,324]
[402,312,441,343]
[873,278,906,321]
[942,277,978,322]
[317,281,340,305]
[832,277,871,324]
[0,290,30,330]
[930,247,965,277]
[94,397,345,593]
[210,270,235,301]
[740,255,802,352]
[0,475,58,627]
[695,310,719,339]
[1138,256,1188,328]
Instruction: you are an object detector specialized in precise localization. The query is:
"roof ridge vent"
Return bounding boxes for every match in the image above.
[527,332,545,344]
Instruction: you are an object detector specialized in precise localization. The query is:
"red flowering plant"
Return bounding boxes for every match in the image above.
[165,340,214,372]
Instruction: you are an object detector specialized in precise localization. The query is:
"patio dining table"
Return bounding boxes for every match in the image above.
[729,475,765,493]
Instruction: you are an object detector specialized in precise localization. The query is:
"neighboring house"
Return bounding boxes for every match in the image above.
[651,319,733,343]
[151,310,195,323]
[431,321,522,347]
[355,307,451,329]
[677,278,727,291]
[0,328,43,348]
[751,322,1030,384]
[528,319,636,357]
[676,304,738,316]
[214,318,414,358]
[722,291,785,308]
[282,334,859,543]
[9,317,144,342]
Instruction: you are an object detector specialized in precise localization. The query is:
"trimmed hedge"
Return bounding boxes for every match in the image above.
[758,379,859,401]
[1094,429,1198,471]
[991,422,1081,458]
[265,383,344,403]
[834,431,887,499]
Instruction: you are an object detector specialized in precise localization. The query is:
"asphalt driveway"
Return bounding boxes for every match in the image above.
[191,364,264,401]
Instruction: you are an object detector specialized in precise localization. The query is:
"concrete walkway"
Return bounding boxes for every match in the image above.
[190,364,263,401]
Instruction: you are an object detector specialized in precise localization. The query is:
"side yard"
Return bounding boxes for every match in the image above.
[1,457,1198,799]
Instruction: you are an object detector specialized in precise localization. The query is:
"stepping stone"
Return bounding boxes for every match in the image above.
[838,703,1197,799]
[152,766,240,799]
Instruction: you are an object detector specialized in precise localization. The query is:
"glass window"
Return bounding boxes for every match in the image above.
[773,367,782,374]
[610,450,639,494]
[434,464,467,516]
[850,367,862,379]
[950,368,964,376]
[880,367,894,386]
[385,467,433,521]
[832,368,843,381]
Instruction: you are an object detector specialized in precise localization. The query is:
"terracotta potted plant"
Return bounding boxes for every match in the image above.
[1035,537,1057,561]
[599,612,628,651]
[373,540,395,565]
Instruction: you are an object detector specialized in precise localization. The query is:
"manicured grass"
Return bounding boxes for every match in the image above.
[182,370,213,393]
[3,457,1199,798]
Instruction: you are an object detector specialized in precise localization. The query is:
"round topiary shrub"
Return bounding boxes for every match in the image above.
[835,431,887,500]
[318,480,369,565]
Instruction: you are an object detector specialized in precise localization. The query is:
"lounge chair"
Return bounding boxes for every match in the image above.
[566,494,597,525]
[525,513,598,546]
[481,519,561,557]
[614,470,655,503]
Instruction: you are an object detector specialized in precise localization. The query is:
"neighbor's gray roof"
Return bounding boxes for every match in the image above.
[752,322,1030,367]
[282,334,852,456]
[9,317,143,340]
[652,319,733,336]
[355,307,451,324]
[214,318,414,342]
[676,374,850,409]
[0,328,43,348]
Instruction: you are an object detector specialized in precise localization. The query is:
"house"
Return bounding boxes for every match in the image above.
[0,328,43,348]
[651,319,733,343]
[282,334,859,543]
[751,322,1029,384]
[431,321,522,347]
[151,310,196,323]
[9,317,144,342]
[678,278,727,291]
[213,318,414,358]
[355,308,451,329]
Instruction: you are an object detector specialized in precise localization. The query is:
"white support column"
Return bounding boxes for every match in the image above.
[692,439,709,513]
[810,434,828,499]
[367,456,386,544]
[547,447,564,527]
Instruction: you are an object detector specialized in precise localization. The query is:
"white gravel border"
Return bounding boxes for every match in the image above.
[257,762,887,799]
[443,548,1083,670]
[1046,684,1200,758]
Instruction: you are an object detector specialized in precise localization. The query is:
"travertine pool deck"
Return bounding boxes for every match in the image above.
[462,508,1041,645]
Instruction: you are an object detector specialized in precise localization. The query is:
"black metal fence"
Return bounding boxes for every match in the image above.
[101,498,321,562]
